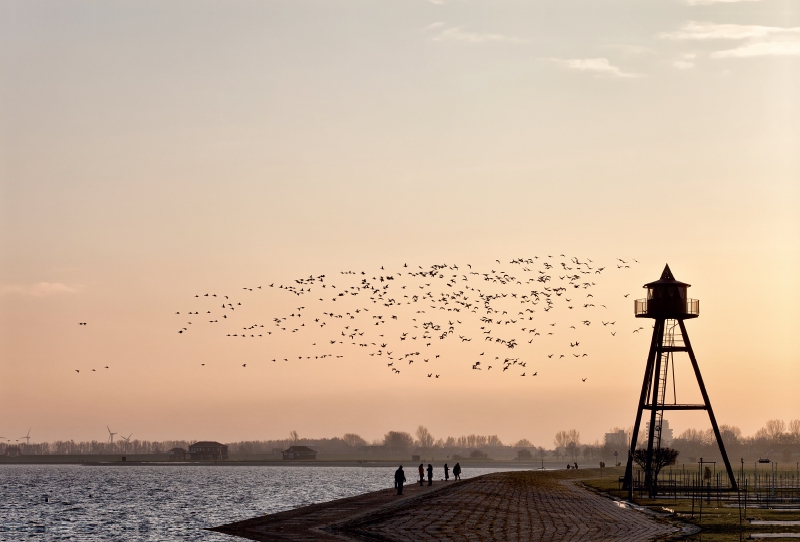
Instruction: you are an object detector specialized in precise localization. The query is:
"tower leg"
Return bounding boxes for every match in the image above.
[624,319,664,492]
[678,320,738,491]
[644,340,665,495]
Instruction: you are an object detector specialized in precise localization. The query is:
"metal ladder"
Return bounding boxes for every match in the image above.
[653,320,678,450]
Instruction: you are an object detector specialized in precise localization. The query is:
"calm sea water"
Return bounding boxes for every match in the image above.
[0,464,528,541]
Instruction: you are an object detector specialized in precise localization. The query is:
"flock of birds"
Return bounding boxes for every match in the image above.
[156,255,646,383]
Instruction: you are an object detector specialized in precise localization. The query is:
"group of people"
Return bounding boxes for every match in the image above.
[393,462,461,495]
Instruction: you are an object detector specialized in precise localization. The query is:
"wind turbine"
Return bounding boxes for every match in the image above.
[119,434,132,453]
[107,426,117,446]
[20,428,31,446]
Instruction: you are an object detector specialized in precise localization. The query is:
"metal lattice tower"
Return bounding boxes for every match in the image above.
[623,265,737,493]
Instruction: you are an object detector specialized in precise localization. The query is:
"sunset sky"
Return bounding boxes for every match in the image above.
[1,0,798,447]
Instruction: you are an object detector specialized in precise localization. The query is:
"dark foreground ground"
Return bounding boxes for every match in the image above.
[211,469,686,542]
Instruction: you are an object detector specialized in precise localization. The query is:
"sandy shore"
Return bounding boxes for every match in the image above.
[210,469,684,541]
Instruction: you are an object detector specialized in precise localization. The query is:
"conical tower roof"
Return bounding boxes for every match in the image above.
[643,264,691,288]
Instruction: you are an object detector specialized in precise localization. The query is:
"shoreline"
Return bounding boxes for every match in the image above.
[0,458,559,468]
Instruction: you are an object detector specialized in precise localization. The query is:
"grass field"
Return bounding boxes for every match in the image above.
[583,467,800,541]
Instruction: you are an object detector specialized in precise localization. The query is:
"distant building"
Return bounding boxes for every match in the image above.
[645,419,674,446]
[662,420,673,445]
[282,446,317,460]
[187,441,228,460]
[4,446,22,457]
[168,447,187,461]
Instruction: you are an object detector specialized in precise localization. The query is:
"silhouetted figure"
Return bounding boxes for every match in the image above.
[395,465,406,495]
[566,464,571,470]
[427,464,433,486]
[453,462,461,481]
[444,463,449,481]
[418,463,424,486]
[574,462,578,469]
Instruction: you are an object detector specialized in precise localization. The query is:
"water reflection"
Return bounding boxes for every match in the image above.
[0,464,525,541]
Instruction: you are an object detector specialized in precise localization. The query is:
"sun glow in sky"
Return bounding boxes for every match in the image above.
[1,0,798,446]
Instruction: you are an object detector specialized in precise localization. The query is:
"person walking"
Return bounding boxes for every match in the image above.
[453,462,461,481]
[418,463,425,486]
[395,465,406,495]
[426,464,433,486]
[444,463,449,481]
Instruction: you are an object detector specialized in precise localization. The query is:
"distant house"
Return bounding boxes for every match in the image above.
[282,446,317,460]
[187,441,228,460]
[4,446,22,457]
[168,448,187,461]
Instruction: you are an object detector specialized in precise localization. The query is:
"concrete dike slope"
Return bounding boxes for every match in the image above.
[210,469,681,542]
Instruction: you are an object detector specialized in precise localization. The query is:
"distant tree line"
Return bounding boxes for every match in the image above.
[3,420,797,462]
[670,419,800,464]
[0,440,195,456]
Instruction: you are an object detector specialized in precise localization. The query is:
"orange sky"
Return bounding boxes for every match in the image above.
[1,0,798,447]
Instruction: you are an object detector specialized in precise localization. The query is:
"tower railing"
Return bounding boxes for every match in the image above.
[635,298,699,318]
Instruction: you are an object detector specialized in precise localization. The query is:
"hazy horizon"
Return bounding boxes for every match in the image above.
[1,0,798,446]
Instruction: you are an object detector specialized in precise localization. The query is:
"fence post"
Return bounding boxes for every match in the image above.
[699,479,703,524]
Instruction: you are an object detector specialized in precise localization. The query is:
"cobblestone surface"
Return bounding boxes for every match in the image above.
[210,478,444,541]
[211,470,679,542]
[335,471,678,542]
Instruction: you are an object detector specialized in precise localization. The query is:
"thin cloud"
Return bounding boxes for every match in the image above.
[552,58,641,78]
[659,21,800,41]
[684,0,765,5]
[1,282,78,297]
[425,23,529,44]
[659,21,800,58]
[712,38,800,57]
[423,22,446,31]
[605,44,657,56]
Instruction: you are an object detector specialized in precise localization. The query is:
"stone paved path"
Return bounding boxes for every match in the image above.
[334,471,678,542]
[210,478,446,541]
[211,470,679,542]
